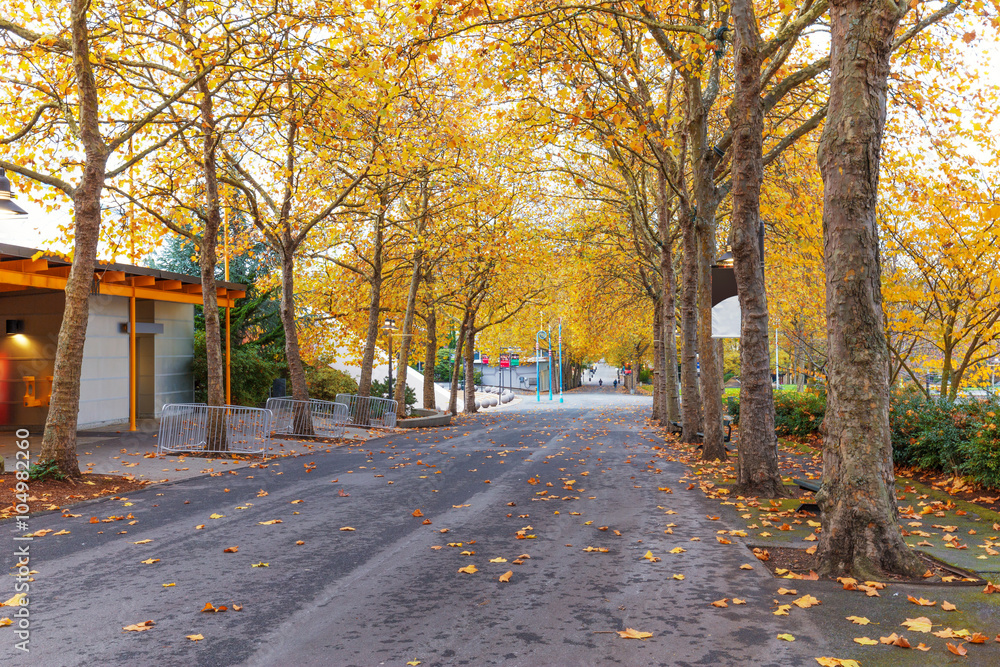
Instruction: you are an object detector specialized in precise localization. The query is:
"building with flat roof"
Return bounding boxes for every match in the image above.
[0,243,245,430]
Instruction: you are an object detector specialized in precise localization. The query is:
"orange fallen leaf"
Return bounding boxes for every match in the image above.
[422,519,432,525]
[498,571,512,582]
[458,564,478,574]
[740,564,754,570]
[941,601,957,611]
[186,633,204,641]
[412,509,424,517]
[792,594,820,608]
[711,598,728,608]
[732,598,746,605]
[338,489,350,497]
[295,540,305,545]
[223,546,238,553]
[969,632,988,644]
[340,527,355,531]
[907,595,935,606]
[947,642,968,656]
[258,520,282,525]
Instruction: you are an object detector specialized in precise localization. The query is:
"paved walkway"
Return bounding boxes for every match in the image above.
[3,391,999,666]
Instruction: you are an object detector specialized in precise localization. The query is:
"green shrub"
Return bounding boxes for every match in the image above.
[773,390,825,437]
[369,376,417,413]
[961,408,1000,489]
[725,389,825,437]
[638,368,652,383]
[306,367,358,402]
[28,459,66,481]
[192,330,284,406]
[889,390,968,472]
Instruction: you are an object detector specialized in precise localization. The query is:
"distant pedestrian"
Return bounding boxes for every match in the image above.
[598,379,603,386]
[613,379,618,389]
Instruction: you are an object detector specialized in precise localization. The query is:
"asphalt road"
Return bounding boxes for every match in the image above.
[6,385,987,666]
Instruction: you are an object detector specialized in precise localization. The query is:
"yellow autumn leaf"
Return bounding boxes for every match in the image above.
[162,583,175,587]
[340,527,356,531]
[901,617,933,633]
[669,547,685,554]
[617,628,652,639]
[846,616,870,625]
[251,562,269,567]
[406,661,421,666]
[209,514,225,519]
[642,550,660,562]
[792,594,820,608]
[490,557,507,563]
[498,571,512,582]
[133,539,152,545]
[672,574,685,580]
[2,593,26,607]
[122,620,155,632]
[186,634,204,641]
[0,618,12,627]
[777,633,795,641]
[458,565,478,574]
[853,637,878,645]
[258,519,283,525]
[140,558,160,565]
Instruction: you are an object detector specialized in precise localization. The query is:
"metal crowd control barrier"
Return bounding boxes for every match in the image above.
[157,404,271,455]
[334,394,398,428]
[265,397,349,439]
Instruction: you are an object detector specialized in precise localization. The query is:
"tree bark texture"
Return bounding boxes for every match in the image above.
[463,326,477,414]
[281,249,314,435]
[697,223,726,460]
[38,0,108,477]
[358,214,385,398]
[394,245,423,415]
[729,0,786,497]
[423,297,437,410]
[815,0,923,579]
[448,318,468,414]
[678,205,702,440]
[652,299,665,422]
[657,171,682,425]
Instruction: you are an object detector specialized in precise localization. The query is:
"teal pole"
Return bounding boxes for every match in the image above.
[535,331,540,402]
[558,320,563,403]
[548,325,553,401]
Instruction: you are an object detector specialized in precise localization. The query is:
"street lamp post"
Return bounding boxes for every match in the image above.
[558,319,563,403]
[383,317,397,395]
[0,169,29,218]
[536,329,548,402]
[547,323,553,401]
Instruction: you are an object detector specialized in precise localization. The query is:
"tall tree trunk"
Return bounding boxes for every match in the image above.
[394,247,423,415]
[657,173,682,424]
[815,0,922,579]
[358,214,385,398]
[196,76,225,413]
[281,247,313,434]
[652,298,664,422]
[679,205,702,440]
[463,325,477,414]
[697,223,725,459]
[423,299,437,410]
[448,318,468,414]
[37,3,107,477]
[730,0,785,497]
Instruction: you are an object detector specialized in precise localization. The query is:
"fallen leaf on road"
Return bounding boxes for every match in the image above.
[499,571,512,582]
[732,598,746,605]
[947,642,968,656]
[793,595,820,609]
[340,527,355,531]
[133,539,152,545]
[854,637,877,645]
[969,632,989,644]
[251,562,268,567]
[901,617,933,633]
[915,643,931,651]
[186,634,204,641]
[162,583,175,587]
[338,489,350,497]
[777,588,797,595]
[907,595,935,606]
[846,616,870,625]
[815,659,860,667]
[617,628,652,639]
[458,565,478,574]
[777,633,795,641]
[460,550,475,556]
[412,509,424,517]
[717,536,732,545]
[490,557,507,563]
[209,514,225,520]
[711,598,728,608]
[643,550,660,562]
[140,558,159,565]
[296,540,305,545]
[773,604,791,616]
[406,661,421,666]
[0,619,12,627]
[122,620,155,632]
[195,524,205,530]
[941,601,957,611]
[232,604,242,611]
[669,547,685,554]
[673,574,684,580]
[223,546,239,553]
[2,594,26,607]
[753,548,770,561]
[258,520,282,525]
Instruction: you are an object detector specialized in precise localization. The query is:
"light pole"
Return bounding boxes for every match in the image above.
[383,317,397,396]
[0,169,29,218]
[558,319,564,403]
[547,323,553,401]
[536,329,548,402]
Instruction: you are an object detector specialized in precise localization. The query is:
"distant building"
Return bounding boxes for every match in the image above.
[0,243,245,430]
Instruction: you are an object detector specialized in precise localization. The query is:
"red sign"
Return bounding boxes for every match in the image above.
[481,355,490,366]
[499,353,510,368]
